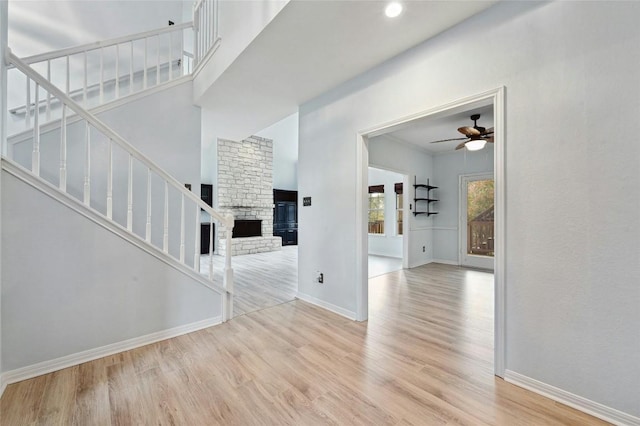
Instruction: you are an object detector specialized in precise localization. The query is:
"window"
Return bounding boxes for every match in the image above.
[395,182,403,235]
[368,185,384,234]
[466,178,494,257]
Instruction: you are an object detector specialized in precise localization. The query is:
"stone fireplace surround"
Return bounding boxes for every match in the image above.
[216,136,281,256]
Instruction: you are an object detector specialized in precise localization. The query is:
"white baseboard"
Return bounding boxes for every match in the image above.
[368,253,402,259]
[408,258,432,269]
[504,370,640,426]
[295,292,357,321]
[0,316,221,391]
[408,259,461,268]
[0,377,6,400]
[430,259,459,266]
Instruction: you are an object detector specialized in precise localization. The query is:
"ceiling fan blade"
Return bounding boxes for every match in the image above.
[485,136,494,143]
[483,127,494,135]
[429,137,467,144]
[458,126,481,137]
[455,142,467,150]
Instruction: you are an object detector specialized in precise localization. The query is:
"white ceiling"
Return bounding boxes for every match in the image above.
[383,104,494,153]
[199,0,500,140]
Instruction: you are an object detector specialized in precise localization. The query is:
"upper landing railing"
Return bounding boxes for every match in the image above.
[8,23,194,121]
[7,0,219,126]
[193,0,219,70]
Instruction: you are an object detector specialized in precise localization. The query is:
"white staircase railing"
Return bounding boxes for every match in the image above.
[7,23,195,128]
[193,0,219,71]
[6,1,220,131]
[5,50,235,321]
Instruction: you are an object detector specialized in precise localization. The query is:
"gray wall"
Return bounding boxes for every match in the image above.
[1,170,220,371]
[99,81,201,192]
[298,1,640,416]
[0,0,8,389]
[256,112,299,191]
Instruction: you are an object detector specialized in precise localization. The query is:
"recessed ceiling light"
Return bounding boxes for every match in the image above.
[385,2,403,18]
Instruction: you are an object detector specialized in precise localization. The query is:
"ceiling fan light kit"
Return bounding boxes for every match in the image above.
[465,138,487,151]
[428,113,494,151]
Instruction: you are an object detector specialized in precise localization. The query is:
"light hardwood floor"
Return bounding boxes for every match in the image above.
[368,254,403,278]
[200,246,298,317]
[0,263,608,425]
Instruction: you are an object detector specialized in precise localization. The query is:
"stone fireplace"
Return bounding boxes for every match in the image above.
[216,136,281,256]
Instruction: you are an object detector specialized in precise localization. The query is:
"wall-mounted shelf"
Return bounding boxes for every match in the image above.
[413,177,438,216]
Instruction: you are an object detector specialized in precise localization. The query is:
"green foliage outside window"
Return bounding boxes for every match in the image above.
[467,180,494,221]
[368,193,384,234]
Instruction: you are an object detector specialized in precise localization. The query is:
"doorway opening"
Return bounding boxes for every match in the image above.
[366,166,409,278]
[355,88,505,376]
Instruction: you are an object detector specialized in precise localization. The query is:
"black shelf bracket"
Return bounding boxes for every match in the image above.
[413,177,438,216]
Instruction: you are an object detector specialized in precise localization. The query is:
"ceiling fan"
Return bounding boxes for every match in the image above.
[429,114,494,151]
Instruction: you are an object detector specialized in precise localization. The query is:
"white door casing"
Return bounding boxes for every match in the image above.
[356,87,506,377]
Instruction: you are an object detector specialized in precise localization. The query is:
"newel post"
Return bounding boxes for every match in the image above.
[222,213,234,321]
